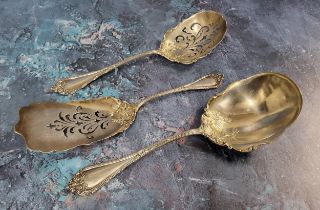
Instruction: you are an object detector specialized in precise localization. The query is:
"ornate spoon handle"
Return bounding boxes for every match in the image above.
[135,73,224,110]
[67,129,201,196]
[51,50,159,95]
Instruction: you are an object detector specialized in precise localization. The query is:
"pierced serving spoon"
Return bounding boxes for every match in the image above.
[51,10,227,95]
[67,72,302,196]
[15,74,223,152]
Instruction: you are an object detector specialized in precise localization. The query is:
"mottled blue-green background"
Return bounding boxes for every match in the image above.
[1,0,320,209]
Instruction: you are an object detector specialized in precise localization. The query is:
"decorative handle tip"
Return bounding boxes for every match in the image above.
[51,80,73,95]
[67,170,92,196]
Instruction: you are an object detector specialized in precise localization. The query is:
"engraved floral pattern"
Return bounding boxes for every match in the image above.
[47,106,111,139]
[201,109,239,145]
[170,21,225,62]
[47,99,137,140]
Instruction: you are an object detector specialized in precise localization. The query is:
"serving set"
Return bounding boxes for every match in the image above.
[14,11,303,196]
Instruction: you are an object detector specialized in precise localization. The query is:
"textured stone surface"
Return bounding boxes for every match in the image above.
[1,0,320,209]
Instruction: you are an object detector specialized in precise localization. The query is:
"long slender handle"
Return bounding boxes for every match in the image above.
[51,50,158,95]
[67,129,201,196]
[135,74,224,110]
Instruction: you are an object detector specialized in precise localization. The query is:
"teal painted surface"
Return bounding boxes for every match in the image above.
[1,0,320,209]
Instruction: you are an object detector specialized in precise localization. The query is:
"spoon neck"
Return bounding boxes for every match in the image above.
[120,49,159,66]
[134,87,179,110]
[137,128,201,157]
[101,49,159,74]
[134,74,224,111]
[141,49,160,57]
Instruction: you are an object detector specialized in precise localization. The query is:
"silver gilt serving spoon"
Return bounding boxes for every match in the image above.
[15,74,223,152]
[67,72,302,196]
[51,10,227,95]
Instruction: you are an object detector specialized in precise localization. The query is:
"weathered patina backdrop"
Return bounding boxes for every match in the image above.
[1,0,320,209]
